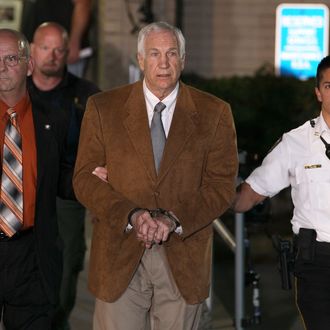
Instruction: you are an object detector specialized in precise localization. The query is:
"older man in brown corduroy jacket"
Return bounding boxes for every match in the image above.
[73,21,238,330]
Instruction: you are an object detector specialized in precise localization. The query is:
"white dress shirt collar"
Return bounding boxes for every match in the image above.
[311,113,330,142]
[143,80,179,111]
[143,80,179,136]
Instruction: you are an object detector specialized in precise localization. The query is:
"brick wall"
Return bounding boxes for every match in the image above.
[97,0,176,90]
[96,0,330,89]
[183,0,330,77]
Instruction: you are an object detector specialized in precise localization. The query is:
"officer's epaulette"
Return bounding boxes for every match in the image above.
[266,136,283,155]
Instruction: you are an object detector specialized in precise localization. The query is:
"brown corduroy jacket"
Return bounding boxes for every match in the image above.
[73,80,238,304]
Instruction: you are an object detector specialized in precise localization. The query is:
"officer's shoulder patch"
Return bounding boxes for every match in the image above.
[266,136,283,155]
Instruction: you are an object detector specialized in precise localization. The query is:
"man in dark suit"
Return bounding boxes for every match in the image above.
[28,22,100,330]
[0,29,71,329]
[21,0,92,77]
[74,21,238,329]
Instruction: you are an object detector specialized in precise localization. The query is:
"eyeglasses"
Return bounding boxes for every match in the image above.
[0,54,25,67]
[320,135,330,160]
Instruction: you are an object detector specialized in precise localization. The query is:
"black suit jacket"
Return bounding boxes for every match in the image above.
[30,93,71,304]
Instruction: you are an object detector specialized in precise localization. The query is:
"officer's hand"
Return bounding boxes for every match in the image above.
[92,166,108,183]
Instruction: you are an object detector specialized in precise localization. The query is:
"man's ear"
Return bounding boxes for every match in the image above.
[180,54,185,71]
[27,56,34,77]
[315,87,322,102]
[137,52,144,72]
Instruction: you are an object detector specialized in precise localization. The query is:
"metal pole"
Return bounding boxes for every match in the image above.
[213,218,236,253]
[205,242,213,312]
[235,212,245,330]
[206,218,236,322]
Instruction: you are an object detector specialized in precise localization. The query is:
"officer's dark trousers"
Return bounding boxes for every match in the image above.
[52,198,86,330]
[295,247,330,330]
[0,230,54,330]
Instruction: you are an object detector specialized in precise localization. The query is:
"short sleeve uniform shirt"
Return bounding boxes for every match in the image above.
[246,114,330,242]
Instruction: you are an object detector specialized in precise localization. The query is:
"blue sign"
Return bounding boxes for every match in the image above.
[275,4,329,80]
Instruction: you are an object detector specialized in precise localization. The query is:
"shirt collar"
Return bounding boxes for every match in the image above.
[318,113,330,142]
[0,92,31,123]
[53,67,70,90]
[143,80,179,112]
[28,67,70,92]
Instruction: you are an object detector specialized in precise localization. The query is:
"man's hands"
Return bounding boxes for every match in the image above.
[91,166,177,248]
[130,209,176,249]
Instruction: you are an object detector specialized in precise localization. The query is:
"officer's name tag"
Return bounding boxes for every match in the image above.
[304,164,322,169]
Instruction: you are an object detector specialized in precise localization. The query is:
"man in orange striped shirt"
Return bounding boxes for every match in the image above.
[0,29,72,330]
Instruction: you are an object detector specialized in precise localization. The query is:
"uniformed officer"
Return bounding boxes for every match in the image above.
[233,55,330,330]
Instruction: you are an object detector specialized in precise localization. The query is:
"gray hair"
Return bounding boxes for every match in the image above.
[137,21,185,60]
[0,29,30,58]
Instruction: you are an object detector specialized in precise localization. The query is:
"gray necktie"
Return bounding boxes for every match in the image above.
[151,102,166,173]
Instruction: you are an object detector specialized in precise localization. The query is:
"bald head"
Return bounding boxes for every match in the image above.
[31,22,69,78]
[33,22,69,47]
[0,29,30,58]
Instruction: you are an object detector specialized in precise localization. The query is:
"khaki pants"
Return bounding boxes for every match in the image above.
[93,244,202,330]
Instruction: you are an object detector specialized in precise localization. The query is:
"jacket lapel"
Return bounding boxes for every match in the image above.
[123,82,157,182]
[158,83,198,181]
[122,82,198,183]
[32,104,53,194]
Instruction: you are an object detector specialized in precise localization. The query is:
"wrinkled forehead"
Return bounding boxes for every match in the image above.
[147,30,178,43]
[34,26,67,46]
[144,31,179,54]
[0,31,20,53]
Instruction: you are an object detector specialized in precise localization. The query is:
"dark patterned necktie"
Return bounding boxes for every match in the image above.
[151,102,166,173]
[0,109,23,236]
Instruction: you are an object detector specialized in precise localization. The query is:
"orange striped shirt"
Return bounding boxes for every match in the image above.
[0,94,37,228]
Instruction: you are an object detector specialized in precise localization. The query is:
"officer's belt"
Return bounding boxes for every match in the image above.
[295,228,330,261]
